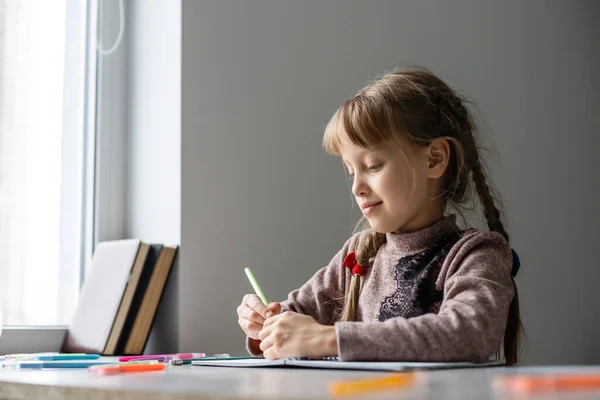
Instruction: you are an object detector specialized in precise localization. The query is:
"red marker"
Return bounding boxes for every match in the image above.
[89,363,165,375]
[497,374,600,394]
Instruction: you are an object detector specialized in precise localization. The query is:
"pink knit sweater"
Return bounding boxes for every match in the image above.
[247,215,514,362]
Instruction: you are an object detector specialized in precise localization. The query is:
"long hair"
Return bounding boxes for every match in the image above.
[323,68,522,365]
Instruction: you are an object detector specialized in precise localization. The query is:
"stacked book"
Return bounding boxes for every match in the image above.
[62,239,178,355]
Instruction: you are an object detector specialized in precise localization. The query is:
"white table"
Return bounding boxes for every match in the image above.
[2,363,600,399]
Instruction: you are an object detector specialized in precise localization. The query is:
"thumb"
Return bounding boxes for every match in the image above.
[265,302,281,318]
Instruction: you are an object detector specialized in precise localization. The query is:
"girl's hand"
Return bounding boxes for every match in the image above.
[237,294,281,340]
[258,311,338,360]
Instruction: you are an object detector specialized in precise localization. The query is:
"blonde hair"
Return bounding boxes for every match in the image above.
[324,67,522,365]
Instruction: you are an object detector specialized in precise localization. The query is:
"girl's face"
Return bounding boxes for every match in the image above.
[339,137,444,233]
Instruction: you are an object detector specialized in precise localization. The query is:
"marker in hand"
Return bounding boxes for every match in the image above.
[244,267,269,306]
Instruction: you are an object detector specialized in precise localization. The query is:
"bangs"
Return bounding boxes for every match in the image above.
[323,96,398,155]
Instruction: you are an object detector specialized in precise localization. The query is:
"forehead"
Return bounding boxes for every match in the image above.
[338,134,423,171]
[339,137,400,163]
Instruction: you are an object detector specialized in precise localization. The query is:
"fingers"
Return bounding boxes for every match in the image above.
[264,310,291,329]
[258,323,272,341]
[238,318,263,339]
[263,346,284,360]
[243,294,269,318]
[238,294,270,339]
[263,346,278,360]
[265,302,281,318]
[237,303,266,325]
[259,332,274,355]
[263,313,279,329]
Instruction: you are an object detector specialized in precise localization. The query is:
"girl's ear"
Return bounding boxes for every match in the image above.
[427,138,450,179]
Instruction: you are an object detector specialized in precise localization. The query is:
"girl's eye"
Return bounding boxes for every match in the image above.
[368,163,383,171]
[347,172,355,181]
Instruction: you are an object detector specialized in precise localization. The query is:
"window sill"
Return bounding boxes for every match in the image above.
[0,327,67,354]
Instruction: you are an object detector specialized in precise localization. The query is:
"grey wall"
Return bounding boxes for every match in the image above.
[180,0,599,364]
[125,0,181,354]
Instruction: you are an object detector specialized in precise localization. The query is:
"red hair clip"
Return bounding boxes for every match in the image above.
[343,252,364,276]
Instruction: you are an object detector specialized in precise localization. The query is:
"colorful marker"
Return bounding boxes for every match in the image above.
[118,353,205,363]
[244,267,269,305]
[328,373,416,396]
[36,354,100,361]
[496,374,600,394]
[89,363,165,375]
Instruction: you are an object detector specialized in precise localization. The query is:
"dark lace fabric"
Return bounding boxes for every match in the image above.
[378,232,463,321]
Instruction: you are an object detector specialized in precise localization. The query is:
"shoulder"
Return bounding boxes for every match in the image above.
[443,229,513,278]
[455,229,511,257]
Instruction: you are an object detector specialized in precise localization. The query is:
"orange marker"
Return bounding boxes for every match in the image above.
[497,374,600,394]
[328,373,415,396]
[89,363,166,376]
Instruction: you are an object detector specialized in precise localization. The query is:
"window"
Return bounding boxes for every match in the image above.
[0,0,94,327]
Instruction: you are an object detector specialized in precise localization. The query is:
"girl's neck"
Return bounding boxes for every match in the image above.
[394,205,444,234]
[385,214,458,255]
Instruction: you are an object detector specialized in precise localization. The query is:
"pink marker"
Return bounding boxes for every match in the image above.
[118,353,205,362]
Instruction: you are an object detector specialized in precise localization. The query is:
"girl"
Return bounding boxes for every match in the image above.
[237,68,522,365]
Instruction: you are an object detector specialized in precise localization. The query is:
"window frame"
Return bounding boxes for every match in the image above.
[0,0,98,353]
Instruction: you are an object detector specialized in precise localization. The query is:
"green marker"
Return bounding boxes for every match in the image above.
[244,267,269,306]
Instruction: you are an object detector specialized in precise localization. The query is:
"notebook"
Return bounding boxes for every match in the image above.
[123,246,178,355]
[191,357,504,371]
[62,239,147,354]
[105,244,162,355]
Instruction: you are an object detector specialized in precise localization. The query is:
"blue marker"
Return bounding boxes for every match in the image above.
[9,361,113,369]
[36,354,100,361]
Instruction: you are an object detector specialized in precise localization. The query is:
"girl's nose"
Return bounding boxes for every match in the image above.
[351,174,369,197]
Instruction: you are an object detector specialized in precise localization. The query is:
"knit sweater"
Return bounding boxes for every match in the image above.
[247,215,514,362]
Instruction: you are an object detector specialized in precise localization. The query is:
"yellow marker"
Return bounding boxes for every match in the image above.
[328,373,415,396]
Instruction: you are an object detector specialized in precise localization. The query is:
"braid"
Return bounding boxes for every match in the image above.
[462,113,522,366]
[470,152,509,241]
[357,230,386,267]
[434,85,522,364]
[339,230,386,322]
[434,86,508,241]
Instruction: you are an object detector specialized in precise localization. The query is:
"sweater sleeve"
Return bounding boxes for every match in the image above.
[246,233,359,356]
[335,231,515,362]
[278,235,360,324]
